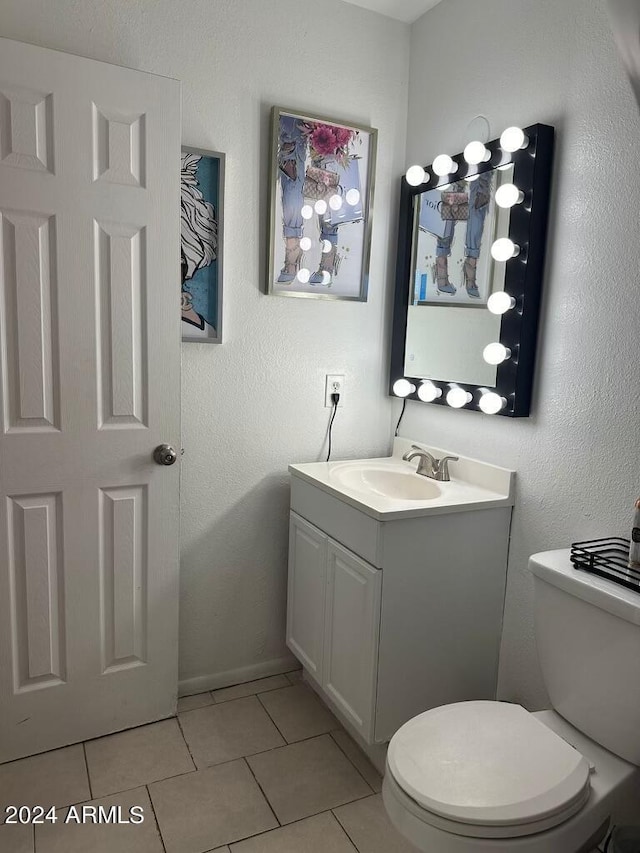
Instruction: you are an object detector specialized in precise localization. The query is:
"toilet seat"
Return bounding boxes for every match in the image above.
[386,701,592,839]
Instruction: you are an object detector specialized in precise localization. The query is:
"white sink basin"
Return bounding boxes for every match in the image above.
[330,463,441,501]
[289,439,515,520]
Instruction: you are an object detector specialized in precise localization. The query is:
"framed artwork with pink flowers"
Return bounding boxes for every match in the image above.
[267,107,377,301]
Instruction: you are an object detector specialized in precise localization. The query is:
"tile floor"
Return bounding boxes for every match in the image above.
[0,670,419,853]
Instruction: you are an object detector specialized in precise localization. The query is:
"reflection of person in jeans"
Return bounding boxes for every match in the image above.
[435,171,493,298]
[277,117,340,285]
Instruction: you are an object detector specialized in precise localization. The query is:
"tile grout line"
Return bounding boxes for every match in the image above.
[208,673,294,699]
[238,688,377,791]
[79,715,176,751]
[184,724,362,770]
[145,784,168,853]
[211,680,294,706]
[81,741,94,800]
[289,680,380,794]
[284,669,303,685]
[200,807,363,853]
[175,714,198,772]
[177,692,292,768]
[29,767,202,815]
[250,804,366,836]
[329,731,378,795]
[254,680,342,746]
[255,692,290,744]
[11,732,367,828]
[177,692,216,712]
[242,756,282,829]
[216,790,374,841]
[273,790,373,829]
[180,681,291,711]
[260,727,339,750]
[331,806,366,853]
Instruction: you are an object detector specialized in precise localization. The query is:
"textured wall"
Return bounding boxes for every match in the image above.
[0,0,408,687]
[404,0,640,708]
[6,0,633,710]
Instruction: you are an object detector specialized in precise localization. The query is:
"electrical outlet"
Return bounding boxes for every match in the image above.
[325,374,345,407]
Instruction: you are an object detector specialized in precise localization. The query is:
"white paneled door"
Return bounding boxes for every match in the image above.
[323,541,381,742]
[0,38,181,763]
[286,514,327,683]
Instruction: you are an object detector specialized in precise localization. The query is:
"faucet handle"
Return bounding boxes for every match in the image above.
[436,455,459,480]
[402,444,433,462]
[402,444,424,460]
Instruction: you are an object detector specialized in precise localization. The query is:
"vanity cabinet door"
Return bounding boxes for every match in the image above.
[323,540,382,742]
[286,513,327,684]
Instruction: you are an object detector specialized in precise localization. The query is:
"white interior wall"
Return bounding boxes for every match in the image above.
[5,0,636,713]
[0,0,408,691]
[403,0,640,708]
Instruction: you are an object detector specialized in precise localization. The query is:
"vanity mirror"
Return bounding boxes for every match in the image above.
[389,124,554,417]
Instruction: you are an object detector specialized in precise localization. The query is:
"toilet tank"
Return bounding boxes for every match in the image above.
[530,549,640,765]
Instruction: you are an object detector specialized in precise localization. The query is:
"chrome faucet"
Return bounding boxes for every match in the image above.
[402,445,459,481]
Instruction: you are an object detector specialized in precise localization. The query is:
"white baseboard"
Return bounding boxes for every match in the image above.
[178,655,299,697]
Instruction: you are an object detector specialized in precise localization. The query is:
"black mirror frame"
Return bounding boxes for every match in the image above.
[389,123,555,417]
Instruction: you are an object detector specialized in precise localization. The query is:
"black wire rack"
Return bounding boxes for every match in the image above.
[570,537,640,593]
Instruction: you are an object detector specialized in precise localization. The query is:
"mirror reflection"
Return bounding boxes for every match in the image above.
[405,164,513,387]
[390,122,554,418]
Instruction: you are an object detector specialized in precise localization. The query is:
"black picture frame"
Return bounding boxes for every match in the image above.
[389,123,555,417]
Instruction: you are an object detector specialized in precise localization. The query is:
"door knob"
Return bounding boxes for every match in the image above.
[153,444,177,466]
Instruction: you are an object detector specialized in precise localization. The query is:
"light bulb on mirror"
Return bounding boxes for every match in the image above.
[464,173,479,182]
[500,126,529,153]
[393,379,416,398]
[301,204,313,220]
[418,381,442,402]
[487,292,516,315]
[432,154,457,177]
[406,165,426,186]
[314,199,327,215]
[329,194,343,210]
[491,238,520,261]
[483,342,511,365]
[299,237,312,251]
[463,140,490,165]
[495,183,524,209]
[479,391,507,415]
[297,268,311,284]
[446,387,472,408]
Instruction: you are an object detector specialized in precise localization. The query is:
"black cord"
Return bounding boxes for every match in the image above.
[394,398,407,436]
[327,393,339,461]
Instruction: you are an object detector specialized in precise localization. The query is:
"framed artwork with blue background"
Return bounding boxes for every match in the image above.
[181,146,224,343]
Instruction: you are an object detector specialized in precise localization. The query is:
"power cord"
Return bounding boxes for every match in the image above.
[327,392,340,461]
[395,398,407,437]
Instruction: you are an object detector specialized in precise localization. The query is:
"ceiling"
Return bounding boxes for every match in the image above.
[340,0,444,24]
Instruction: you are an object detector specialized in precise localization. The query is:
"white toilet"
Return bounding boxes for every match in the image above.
[383,550,640,852]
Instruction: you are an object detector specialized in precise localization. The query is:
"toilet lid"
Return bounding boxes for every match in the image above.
[387,701,591,829]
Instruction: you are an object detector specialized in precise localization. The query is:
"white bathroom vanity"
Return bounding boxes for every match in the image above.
[286,438,515,750]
